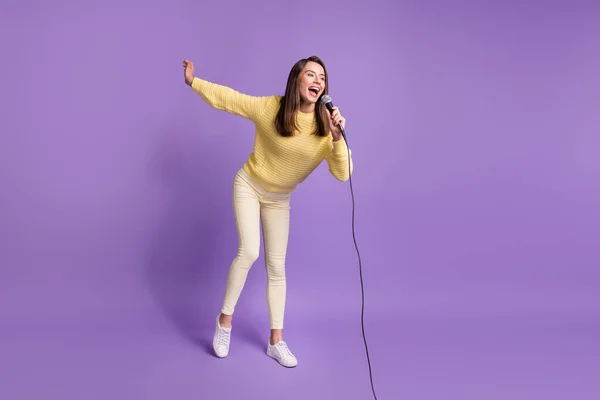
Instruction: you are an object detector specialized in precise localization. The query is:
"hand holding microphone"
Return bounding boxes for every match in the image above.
[321,95,346,141]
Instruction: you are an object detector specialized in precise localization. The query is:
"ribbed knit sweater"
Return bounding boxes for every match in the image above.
[191,77,353,193]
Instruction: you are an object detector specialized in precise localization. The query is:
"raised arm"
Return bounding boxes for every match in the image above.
[183,60,270,122]
[325,138,354,182]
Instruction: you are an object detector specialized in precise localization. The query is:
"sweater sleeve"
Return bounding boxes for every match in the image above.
[325,138,354,182]
[191,77,271,122]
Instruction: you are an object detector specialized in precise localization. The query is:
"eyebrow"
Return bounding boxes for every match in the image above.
[307,69,326,77]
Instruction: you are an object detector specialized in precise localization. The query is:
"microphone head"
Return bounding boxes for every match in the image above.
[320,94,332,105]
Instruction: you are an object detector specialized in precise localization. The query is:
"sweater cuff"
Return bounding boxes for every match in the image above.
[332,138,349,156]
[191,77,205,91]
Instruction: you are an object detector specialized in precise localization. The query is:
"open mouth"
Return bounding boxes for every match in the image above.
[308,86,320,97]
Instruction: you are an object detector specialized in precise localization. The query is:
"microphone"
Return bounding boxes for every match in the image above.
[320,94,346,139]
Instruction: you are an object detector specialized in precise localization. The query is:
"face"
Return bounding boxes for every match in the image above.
[298,61,326,106]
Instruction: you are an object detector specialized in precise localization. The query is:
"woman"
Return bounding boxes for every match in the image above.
[182,56,353,367]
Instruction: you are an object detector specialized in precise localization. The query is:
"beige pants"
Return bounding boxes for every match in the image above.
[221,168,291,329]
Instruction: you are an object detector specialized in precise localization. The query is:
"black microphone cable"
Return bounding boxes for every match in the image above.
[336,114,379,400]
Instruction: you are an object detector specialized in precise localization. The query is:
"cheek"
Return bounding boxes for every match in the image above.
[300,77,312,88]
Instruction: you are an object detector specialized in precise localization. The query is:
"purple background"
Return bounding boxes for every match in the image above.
[1,0,599,399]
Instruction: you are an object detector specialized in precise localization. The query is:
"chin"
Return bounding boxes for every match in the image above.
[305,92,321,104]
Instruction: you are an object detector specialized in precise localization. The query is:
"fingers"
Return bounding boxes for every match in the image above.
[330,106,340,122]
[329,106,345,127]
[182,60,195,85]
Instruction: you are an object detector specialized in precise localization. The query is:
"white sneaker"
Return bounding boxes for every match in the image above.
[212,315,231,358]
[267,341,297,367]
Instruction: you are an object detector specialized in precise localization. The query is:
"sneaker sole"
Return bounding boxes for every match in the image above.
[267,350,297,368]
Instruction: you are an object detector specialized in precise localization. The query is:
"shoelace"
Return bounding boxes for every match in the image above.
[275,342,294,359]
[217,329,230,347]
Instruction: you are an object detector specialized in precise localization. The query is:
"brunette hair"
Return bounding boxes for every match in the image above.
[274,56,330,137]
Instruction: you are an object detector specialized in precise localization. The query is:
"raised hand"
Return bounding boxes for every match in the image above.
[183,60,195,86]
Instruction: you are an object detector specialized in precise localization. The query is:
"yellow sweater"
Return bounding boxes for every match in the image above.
[191,77,353,193]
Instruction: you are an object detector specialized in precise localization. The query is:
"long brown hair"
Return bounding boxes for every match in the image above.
[274,56,330,137]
